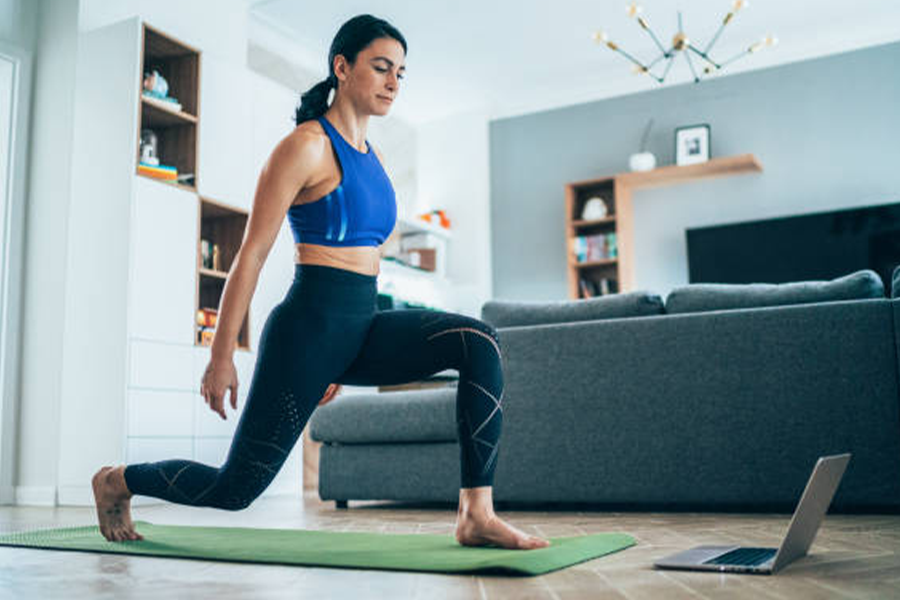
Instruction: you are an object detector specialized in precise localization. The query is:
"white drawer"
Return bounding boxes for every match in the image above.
[126,437,193,465]
[130,339,194,390]
[127,389,194,437]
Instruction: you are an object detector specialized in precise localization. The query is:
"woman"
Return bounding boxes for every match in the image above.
[92,14,550,551]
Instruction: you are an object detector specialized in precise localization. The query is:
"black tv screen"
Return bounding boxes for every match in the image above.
[685,201,900,286]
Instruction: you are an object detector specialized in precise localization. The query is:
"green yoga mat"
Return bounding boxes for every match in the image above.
[0,520,635,576]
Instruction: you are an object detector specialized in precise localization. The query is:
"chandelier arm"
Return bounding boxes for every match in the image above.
[703,12,734,55]
[686,44,721,70]
[636,17,670,57]
[610,45,650,71]
[657,53,677,83]
[646,51,670,71]
[683,48,700,83]
[719,48,752,68]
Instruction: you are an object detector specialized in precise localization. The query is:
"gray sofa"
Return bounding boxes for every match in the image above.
[309,267,900,512]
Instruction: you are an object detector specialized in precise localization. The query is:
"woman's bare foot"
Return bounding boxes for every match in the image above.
[456,512,551,549]
[454,486,550,550]
[91,465,143,542]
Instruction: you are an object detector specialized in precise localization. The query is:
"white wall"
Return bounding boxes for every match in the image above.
[14,0,80,506]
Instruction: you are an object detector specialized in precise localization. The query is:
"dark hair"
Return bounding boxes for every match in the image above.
[294,14,407,125]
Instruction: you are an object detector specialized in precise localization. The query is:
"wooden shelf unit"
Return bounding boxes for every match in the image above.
[565,154,763,298]
[197,197,250,350]
[137,23,200,191]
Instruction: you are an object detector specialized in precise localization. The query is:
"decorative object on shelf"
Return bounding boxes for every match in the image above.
[143,68,168,96]
[592,1,777,84]
[629,118,656,172]
[196,308,218,328]
[396,248,436,271]
[581,196,609,220]
[141,68,182,111]
[196,308,218,346]
[201,239,212,268]
[417,209,451,229]
[140,129,159,166]
[199,239,221,270]
[675,123,711,166]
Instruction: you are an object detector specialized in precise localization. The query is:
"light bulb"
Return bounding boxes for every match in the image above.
[626,1,643,18]
[763,34,778,47]
[732,0,749,11]
[592,30,609,43]
[631,64,645,74]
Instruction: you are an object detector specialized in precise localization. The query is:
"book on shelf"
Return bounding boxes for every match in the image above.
[578,276,619,298]
[138,162,178,180]
[571,232,618,262]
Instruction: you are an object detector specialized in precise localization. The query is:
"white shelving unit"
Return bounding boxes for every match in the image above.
[378,213,454,310]
[62,17,301,505]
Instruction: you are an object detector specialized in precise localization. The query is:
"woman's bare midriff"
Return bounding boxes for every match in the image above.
[294,242,381,277]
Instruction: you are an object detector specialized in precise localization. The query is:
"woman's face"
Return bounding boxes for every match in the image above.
[335,37,406,116]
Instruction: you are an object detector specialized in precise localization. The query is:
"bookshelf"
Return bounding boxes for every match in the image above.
[196,197,250,350]
[137,23,200,192]
[565,153,763,298]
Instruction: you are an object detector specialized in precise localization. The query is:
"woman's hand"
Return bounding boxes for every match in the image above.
[318,383,343,406]
[200,357,239,420]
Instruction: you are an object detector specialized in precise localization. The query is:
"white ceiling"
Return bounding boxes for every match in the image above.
[246,0,900,125]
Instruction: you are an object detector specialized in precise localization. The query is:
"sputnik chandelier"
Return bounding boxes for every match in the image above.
[593,0,778,84]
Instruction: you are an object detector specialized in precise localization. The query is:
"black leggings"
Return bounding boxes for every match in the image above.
[123,263,504,510]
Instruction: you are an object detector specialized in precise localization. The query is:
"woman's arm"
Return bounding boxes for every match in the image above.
[210,128,326,362]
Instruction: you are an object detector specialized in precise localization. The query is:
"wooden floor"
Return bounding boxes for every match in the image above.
[1,490,898,599]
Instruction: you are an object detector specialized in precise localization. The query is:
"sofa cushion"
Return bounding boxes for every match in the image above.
[309,387,458,444]
[480,291,664,328]
[893,265,900,299]
[666,269,885,315]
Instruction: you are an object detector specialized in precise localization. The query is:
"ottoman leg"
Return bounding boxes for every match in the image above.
[335,500,348,509]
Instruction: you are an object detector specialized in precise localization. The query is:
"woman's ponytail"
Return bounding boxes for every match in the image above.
[294,76,335,125]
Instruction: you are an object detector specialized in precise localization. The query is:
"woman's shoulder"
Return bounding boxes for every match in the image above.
[290,118,328,148]
[272,119,329,166]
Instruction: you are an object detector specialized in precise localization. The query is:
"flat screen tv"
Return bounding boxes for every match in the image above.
[685,201,900,287]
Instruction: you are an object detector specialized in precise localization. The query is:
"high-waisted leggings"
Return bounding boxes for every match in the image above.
[123,263,504,510]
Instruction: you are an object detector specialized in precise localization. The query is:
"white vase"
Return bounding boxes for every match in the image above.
[629,152,657,172]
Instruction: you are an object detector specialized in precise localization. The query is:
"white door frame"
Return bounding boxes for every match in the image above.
[0,40,33,505]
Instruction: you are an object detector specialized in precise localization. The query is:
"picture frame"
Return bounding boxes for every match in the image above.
[674,124,711,166]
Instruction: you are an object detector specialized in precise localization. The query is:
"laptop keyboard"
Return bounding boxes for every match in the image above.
[704,547,777,566]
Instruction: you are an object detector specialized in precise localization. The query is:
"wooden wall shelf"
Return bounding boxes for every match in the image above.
[565,153,763,298]
[617,154,762,190]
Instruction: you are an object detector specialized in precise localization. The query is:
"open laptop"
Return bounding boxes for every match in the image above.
[654,453,851,575]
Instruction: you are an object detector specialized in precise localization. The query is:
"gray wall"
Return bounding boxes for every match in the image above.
[489,41,900,301]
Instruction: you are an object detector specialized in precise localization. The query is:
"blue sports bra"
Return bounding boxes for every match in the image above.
[286,115,397,247]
